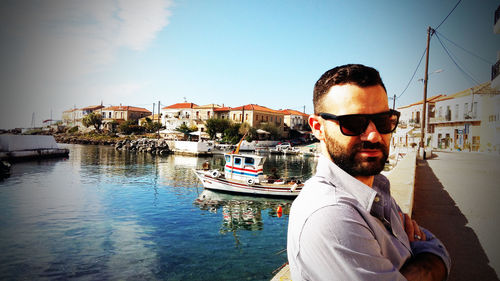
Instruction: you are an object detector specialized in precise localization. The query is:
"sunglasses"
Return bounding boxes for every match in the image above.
[319,109,400,136]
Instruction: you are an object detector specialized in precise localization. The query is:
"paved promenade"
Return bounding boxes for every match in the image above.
[413,151,500,281]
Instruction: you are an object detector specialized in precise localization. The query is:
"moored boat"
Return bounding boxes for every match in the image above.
[193,153,303,197]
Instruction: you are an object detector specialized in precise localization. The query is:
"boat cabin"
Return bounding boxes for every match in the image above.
[224,153,265,183]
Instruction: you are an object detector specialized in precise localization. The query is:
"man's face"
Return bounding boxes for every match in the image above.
[320,84,391,177]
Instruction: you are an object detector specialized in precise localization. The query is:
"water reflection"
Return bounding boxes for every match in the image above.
[194,189,293,248]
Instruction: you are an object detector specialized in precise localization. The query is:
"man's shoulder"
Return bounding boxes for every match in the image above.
[290,175,361,223]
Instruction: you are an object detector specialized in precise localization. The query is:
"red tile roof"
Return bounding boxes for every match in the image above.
[230,104,283,114]
[214,107,231,112]
[162,102,198,109]
[102,106,151,113]
[279,109,309,117]
[81,105,104,111]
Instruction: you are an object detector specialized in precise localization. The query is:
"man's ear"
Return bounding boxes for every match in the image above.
[309,115,325,141]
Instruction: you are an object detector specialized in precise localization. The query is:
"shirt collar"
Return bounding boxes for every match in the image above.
[315,154,379,212]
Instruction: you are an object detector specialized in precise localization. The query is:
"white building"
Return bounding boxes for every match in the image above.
[429,82,500,152]
[161,102,199,132]
[394,95,444,147]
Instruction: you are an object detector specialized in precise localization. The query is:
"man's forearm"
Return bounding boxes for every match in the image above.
[400,253,447,281]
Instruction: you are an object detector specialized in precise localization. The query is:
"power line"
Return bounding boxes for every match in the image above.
[397,47,427,99]
[435,0,462,31]
[435,30,494,65]
[434,32,480,85]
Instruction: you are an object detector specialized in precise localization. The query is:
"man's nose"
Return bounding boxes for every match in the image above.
[360,121,382,143]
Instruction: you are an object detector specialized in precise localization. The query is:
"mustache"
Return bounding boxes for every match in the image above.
[359,141,385,150]
[355,141,385,150]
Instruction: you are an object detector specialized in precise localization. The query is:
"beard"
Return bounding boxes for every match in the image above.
[325,132,389,177]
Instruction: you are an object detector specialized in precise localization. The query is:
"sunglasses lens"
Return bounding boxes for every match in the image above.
[339,116,369,136]
[373,113,398,134]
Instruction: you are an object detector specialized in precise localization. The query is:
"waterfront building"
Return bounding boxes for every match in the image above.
[101,105,151,131]
[280,109,309,129]
[62,105,104,129]
[228,104,285,136]
[61,108,78,127]
[160,102,199,132]
[213,106,231,120]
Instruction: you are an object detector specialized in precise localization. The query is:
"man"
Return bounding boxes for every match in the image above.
[287,64,450,280]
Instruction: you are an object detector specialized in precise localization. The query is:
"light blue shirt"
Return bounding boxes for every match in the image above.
[287,155,451,280]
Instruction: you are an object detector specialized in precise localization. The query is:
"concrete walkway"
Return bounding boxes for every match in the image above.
[412,152,500,281]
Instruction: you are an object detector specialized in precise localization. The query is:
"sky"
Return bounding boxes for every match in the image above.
[1,0,499,129]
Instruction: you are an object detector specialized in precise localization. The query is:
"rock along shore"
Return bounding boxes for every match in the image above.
[54,134,172,155]
[114,138,171,155]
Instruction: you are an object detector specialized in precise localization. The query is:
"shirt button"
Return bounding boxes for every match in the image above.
[374,196,380,202]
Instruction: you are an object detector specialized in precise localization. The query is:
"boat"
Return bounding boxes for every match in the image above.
[269,142,300,155]
[193,134,303,197]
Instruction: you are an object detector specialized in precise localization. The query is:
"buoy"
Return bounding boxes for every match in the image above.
[277,206,283,218]
[246,178,255,185]
[211,170,220,178]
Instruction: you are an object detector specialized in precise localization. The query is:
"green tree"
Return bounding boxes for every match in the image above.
[223,123,242,144]
[119,120,145,135]
[82,112,103,132]
[239,122,257,142]
[141,117,162,133]
[205,118,231,140]
[260,123,281,140]
[175,123,198,140]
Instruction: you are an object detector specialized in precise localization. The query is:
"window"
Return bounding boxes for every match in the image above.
[246,114,248,121]
[225,155,230,162]
[472,102,478,118]
[455,104,459,119]
[244,157,254,165]
[234,158,241,165]
[438,107,442,117]
[233,114,236,120]
[207,111,210,118]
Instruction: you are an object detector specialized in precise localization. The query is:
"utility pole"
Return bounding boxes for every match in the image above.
[392,94,396,110]
[157,101,161,138]
[420,26,433,159]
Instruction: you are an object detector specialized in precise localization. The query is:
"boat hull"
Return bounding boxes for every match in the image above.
[194,170,301,197]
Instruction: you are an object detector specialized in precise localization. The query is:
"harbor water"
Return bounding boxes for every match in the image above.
[0,144,317,280]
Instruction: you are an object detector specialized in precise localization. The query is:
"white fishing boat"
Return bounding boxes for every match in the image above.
[193,135,303,197]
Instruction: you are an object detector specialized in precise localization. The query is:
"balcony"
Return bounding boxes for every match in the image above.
[492,59,500,90]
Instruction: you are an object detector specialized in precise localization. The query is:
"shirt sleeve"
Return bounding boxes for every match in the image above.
[295,204,407,281]
[410,227,451,277]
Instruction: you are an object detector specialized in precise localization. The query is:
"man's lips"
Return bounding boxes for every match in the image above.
[357,149,383,157]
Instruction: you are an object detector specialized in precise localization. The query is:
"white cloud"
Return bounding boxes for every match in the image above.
[0,0,173,129]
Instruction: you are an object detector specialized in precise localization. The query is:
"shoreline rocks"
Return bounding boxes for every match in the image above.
[115,138,171,155]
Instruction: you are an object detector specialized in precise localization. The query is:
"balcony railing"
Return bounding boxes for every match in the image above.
[492,60,500,81]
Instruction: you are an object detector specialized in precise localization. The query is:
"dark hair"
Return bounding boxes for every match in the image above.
[313,64,386,113]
